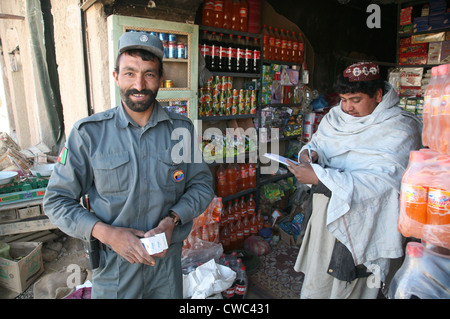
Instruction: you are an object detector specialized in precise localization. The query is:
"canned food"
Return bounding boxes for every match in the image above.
[165,80,174,88]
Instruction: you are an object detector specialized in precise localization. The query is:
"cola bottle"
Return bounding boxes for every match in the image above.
[222,261,235,298]
[200,30,212,70]
[252,37,260,73]
[233,265,248,299]
[210,31,221,71]
[236,35,245,73]
[220,33,230,72]
[228,34,237,72]
[244,36,252,73]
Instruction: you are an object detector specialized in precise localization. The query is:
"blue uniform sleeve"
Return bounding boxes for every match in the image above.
[43,127,101,241]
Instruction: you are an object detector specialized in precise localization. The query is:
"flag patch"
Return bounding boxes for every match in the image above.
[58,147,68,165]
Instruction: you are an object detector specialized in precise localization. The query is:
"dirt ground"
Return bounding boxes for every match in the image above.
[14,233,90,299]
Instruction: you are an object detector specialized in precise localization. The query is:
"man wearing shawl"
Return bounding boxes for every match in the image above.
[287,62,422,298]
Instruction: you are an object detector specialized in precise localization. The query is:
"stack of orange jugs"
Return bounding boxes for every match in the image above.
[219,194,264,252]
[202,0,251,33]
[399,65,450,249]
[261,24,304,64]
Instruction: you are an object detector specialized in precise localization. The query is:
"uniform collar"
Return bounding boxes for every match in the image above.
[115,100,173,129]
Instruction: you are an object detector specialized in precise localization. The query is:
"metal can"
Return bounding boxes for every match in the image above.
[163,41,169,59]
[168,41,177,59]
[177,42,185,59]
[168,34,177,42]
[165,80,174,88]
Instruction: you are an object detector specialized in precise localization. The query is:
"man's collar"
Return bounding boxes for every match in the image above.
[115,101,172,129]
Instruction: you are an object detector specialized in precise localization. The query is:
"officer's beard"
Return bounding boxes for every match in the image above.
[121,88,157,113]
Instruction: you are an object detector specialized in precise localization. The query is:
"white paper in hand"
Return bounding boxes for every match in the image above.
[263,153,297,166]
[140,233,168,255]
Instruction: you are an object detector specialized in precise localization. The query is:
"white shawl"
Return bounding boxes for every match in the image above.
[305,83,422,280]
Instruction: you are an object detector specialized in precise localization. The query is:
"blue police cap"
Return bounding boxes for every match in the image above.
[118,31,164,60]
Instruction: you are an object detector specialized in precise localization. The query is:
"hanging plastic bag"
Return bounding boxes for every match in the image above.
[182,259,236,299]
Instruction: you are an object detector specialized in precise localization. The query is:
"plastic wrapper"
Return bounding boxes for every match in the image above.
[182,197,224,271]
[398,214,450,250]
[182,259,236,299]
[389,242,450,299]
[181,237,223,272]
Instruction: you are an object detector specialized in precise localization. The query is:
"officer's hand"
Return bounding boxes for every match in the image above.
[92,222,156,266]
[143,216,175,259]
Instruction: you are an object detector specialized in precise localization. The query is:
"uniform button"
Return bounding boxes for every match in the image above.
[328,269,333,273]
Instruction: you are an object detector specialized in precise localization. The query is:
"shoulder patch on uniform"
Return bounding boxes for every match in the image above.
[57,147,68,165]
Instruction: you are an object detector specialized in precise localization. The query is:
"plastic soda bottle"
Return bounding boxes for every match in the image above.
[423,67,439,147]
[220,201,229,227]
[216,164,227,197]
[291,31,299,63]
[240,164,248,190]
[426,155,450,229]
[262,24,272,60]
[235,217,244,248]
[439,63,450,155]
[297,32,305,64]
[238,0,248,32]
[280,29,287,62]
[286,30,293,63]
[222,0,232,29]
[233,265,248,299]
[429,64,447,151]
[202,0,214,26]
[227,201,235,224]
[201,224,210,241]
[398,150,435,238]
[231,0,240,30]
[268,26,276,61]
[247,193,256,216]
[243,215,250,239]
[213,197,224,222]
[273,27,281,61]
[256,210,264,230]
[248,163,256,188]
[213,0,224,28]
[229,221,237,250]
[226,164,237,195]
[222,261,235,298]
[233,198,241,221]
[388,242,424,299]
[249,213,258,235]
[239,196,247,219]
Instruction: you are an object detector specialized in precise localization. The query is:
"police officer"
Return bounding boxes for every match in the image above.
[43,31,214,298]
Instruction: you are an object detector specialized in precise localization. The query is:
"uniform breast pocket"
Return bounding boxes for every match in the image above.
[156,152,187,197]
[92,152,132,195]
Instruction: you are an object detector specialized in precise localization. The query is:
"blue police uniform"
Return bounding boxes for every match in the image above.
[43,101,214,298]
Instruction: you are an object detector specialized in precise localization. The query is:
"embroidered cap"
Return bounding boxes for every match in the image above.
[343,62,380,82]
[117,31,164,60]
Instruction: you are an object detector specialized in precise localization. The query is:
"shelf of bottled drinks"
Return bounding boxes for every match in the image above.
[197,0,308,234]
